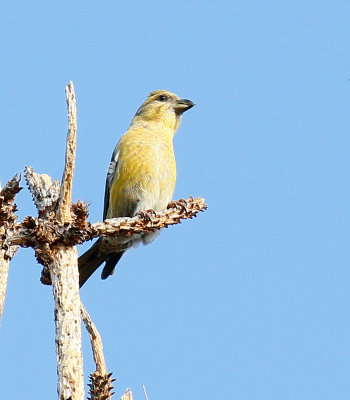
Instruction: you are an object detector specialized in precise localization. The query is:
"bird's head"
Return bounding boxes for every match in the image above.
[132,90,194,133]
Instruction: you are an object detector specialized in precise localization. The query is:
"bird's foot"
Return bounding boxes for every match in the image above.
[136,209,157,223]
[167,198,188,214]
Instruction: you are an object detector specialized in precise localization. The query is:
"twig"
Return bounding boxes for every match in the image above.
[82,303,115,400]
[142,384,149,400]
[81,303,108,374]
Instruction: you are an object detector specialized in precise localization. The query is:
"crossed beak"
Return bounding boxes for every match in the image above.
[173,99,195,114]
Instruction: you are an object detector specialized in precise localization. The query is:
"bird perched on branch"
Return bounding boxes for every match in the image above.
[78,90,194,287]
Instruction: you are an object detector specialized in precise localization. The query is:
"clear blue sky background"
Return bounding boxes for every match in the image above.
[0,1,349,399]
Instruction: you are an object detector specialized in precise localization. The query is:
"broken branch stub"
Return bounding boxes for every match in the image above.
[57,81,77,223]
[24,166,60,216]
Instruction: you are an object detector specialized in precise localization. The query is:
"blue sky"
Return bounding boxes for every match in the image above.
[1,1,349,399]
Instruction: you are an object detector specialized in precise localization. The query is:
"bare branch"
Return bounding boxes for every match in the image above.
[57,81,77,223]
[82,303,115,400]
[81,303,108,374]
[0,175,22,322]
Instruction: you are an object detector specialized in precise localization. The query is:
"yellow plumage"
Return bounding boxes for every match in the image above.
[78,90,194,286]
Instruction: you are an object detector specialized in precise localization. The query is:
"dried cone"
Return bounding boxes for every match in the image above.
[88,371,115,400]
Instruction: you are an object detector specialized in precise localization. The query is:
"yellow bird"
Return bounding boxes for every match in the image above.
[78,90,194,286]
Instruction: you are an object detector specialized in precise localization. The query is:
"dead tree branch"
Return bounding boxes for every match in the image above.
[24,166,60,217]
[81,303,108,374]
[57,83,77,223]
[52,81,84,400]
[81,304,115,400]
[23,82,84,399]
[0,175,22,322]
[10,196,207,250]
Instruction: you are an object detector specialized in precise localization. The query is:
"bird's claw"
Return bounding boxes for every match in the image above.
[136,209,156,223]
[167,199,188,214]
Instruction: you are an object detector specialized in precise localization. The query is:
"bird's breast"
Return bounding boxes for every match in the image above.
[108,129,176,217]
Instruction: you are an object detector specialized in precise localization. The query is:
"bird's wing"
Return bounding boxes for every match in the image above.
[103,146,119,220]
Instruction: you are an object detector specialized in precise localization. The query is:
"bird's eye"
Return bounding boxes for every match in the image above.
[157,95,167,102]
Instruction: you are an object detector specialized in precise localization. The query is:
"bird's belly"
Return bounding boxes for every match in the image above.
[108,135,176,252]
[125,160,176,213]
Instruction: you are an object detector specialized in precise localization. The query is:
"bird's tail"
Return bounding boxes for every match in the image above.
[78,239,107,287]
[101,252,124,280]
[78,238,126,287]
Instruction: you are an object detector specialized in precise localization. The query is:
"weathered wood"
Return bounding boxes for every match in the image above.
[51,245,84,399]
[24,166,60,215]
[0,175,21,322]
[23,82,84,399]
[57,81,77,223]
[51,81,84,400]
